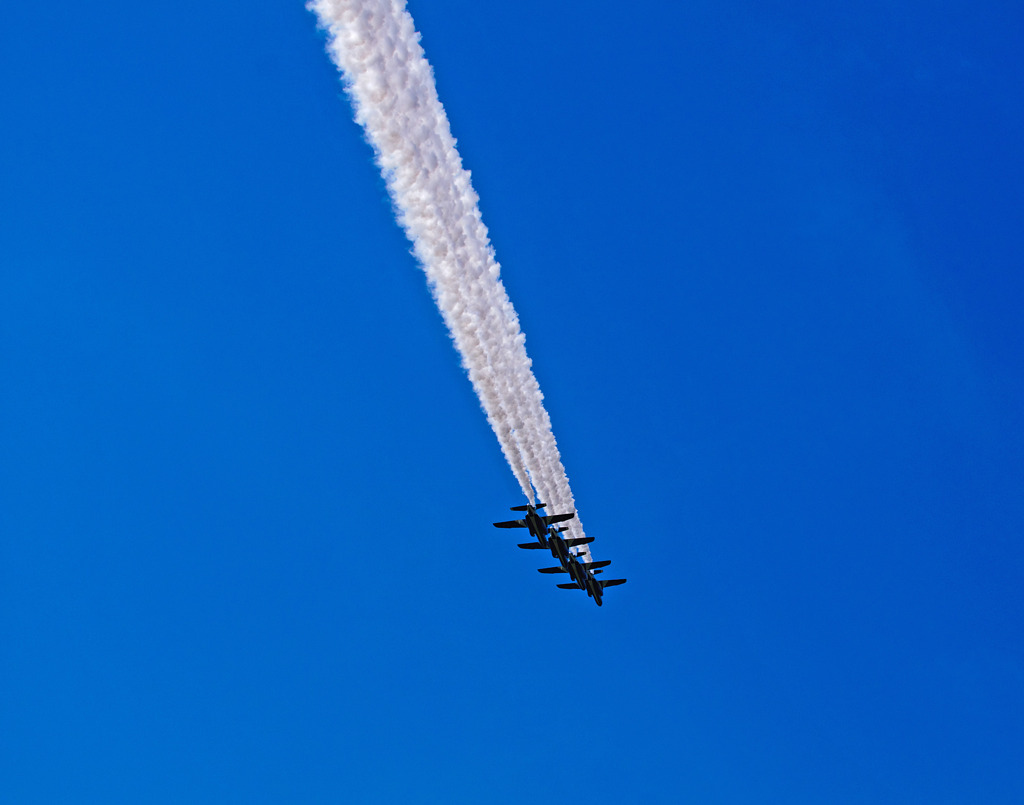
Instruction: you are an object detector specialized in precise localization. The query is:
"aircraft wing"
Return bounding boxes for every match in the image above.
[543,512,575,526]
[493,519,527,529]
[600,579,627,588]
[556,582,582,590]
[517,542,547,549]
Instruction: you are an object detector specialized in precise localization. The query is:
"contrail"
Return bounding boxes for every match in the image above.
[309,0,589,556]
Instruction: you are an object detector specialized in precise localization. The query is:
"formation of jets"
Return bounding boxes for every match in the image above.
[493,503,626,606]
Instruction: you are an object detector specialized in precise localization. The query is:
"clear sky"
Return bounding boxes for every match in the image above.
[2,1,1022,802]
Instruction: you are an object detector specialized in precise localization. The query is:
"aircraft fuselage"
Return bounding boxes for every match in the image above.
[583,572,604,605]
[524,511,548,539]
[548,534,572,564]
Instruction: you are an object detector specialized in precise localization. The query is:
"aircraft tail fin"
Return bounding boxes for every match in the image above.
[510,502,545,511]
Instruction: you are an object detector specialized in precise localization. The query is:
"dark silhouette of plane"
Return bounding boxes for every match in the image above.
[508,524,593,556]
[493,503,575,540]
[556,566,626,606]
[538,555,611,586]
[531,527,602,574]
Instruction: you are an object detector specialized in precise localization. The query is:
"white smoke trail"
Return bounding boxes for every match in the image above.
[309,0,589,557]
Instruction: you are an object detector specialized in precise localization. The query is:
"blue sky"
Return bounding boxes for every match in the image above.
[2,1,1022,802]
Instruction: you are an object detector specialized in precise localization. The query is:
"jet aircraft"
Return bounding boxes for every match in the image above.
[538,555,611,587]
[556,567,627,607]
[493,503,575,540]
[509,524,593,556]
[531,526,600,570]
